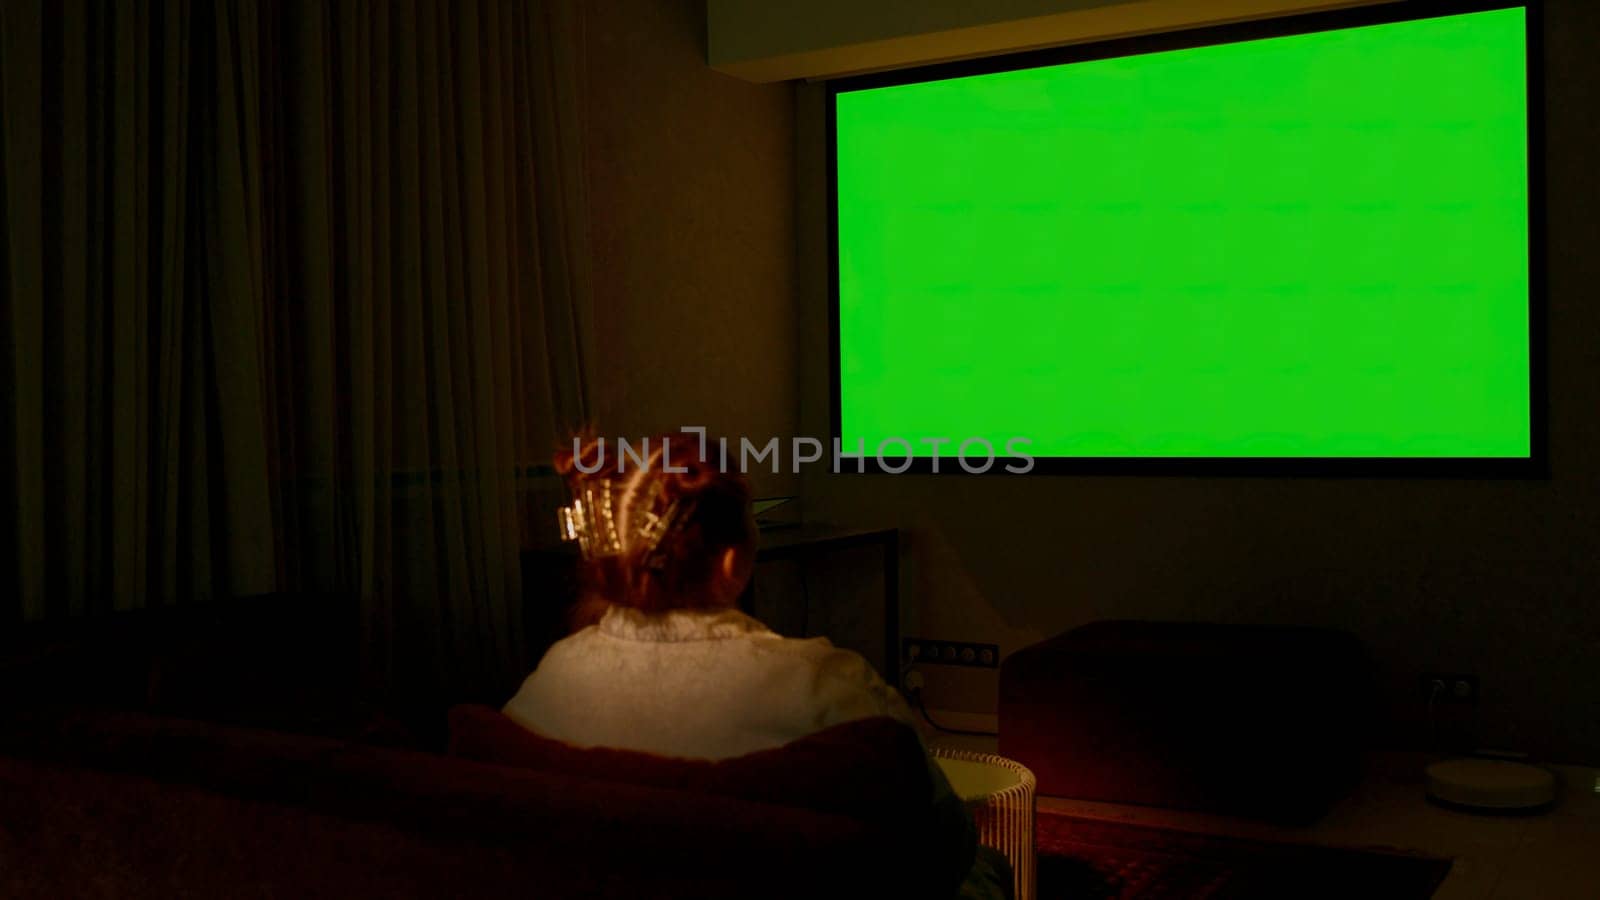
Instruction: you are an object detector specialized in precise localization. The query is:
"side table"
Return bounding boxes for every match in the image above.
[933,748,1037,900]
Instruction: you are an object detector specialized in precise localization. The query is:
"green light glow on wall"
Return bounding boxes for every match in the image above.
[835,7,1529,458]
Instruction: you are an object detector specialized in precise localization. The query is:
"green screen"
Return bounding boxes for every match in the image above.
[835,7,1530,459]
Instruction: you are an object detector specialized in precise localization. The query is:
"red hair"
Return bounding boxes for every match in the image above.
[556,433,754,628]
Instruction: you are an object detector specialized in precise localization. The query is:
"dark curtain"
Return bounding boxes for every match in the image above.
[0,0,590,697]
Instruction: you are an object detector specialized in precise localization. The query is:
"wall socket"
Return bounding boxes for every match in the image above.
[903,638,999,669]
[1422,672,1479,705]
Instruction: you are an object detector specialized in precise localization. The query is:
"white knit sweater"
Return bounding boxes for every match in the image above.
[503,605,919,760]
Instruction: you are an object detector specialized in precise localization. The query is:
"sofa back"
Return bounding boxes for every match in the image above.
[0,710,910,899]
[447,704,935,823]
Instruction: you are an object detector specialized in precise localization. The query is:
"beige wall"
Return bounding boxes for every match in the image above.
[582,0,1600,764]
[796,0,1600,764]
[581,0,798,496]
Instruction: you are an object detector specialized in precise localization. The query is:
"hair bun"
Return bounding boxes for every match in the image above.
[554,433,736,498]
[659,436,716,496]
[553,431,755,617]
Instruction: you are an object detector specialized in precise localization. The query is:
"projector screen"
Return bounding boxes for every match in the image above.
[831,4,1535,471]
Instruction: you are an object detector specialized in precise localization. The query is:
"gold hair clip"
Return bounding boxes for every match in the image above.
[557,478,688,565]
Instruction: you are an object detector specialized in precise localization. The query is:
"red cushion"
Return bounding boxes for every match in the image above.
[447,705,931,824]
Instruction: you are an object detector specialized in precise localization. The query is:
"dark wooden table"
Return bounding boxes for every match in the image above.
[747,523,901,686]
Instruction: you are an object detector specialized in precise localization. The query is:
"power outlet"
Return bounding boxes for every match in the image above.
[903,638,999,669]
[1422,672,1479,705]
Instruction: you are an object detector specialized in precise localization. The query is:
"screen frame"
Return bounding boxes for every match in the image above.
[826,0,1546,478]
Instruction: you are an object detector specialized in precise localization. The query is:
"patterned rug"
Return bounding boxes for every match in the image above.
[1037,811,1452,899]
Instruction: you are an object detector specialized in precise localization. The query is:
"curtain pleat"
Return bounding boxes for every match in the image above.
[149,1,185,609]
[56,0,89,615]
[108,0,151,615]
[2,0,48,621]
[3,0,589,699]
[200,0,276,600]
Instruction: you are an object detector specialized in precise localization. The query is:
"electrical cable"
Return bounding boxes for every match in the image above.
[1426,677,1443,751]
[906,677,1000,737]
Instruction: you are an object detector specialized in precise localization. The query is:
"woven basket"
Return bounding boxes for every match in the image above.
[933,747,1037,900]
